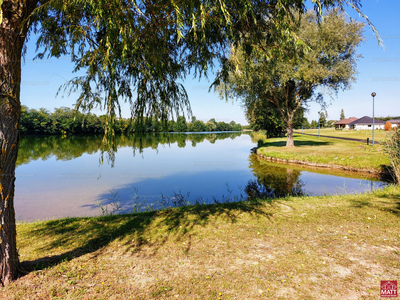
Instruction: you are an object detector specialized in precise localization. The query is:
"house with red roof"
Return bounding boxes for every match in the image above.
[334,117,358,130]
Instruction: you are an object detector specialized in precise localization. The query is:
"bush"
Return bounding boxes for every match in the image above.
[251,130,268,146]
[384,121,392,131]
[383,126,400,183]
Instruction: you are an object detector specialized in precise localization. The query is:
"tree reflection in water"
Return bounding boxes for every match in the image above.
[17,132,242,167]
[245,154,306,199]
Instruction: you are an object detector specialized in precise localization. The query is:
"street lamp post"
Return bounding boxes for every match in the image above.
[371,92,376,146]
[318,112,321,138]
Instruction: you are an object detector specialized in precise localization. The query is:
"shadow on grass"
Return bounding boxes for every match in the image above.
[350,193,400,218]
[19,199,273,275]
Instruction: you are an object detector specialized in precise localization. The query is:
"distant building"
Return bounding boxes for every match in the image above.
[334,117,358,130]
[387,119,400,128]
[348,116,385,130]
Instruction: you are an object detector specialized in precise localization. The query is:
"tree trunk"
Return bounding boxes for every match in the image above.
[0,0,36,286]
[286,122,294,147]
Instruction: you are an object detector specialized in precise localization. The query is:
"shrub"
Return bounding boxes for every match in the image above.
[384,121,392,131]
[251,130,268,146]
[383,126,400,183]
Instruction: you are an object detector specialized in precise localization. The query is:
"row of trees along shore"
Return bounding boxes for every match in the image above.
[0,0,379,286]
[20,106,242,135]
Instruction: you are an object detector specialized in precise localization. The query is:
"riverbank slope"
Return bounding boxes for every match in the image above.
[3,185,400,299]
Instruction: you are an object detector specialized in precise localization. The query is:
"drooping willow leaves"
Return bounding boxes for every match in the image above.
[23,0,378,152]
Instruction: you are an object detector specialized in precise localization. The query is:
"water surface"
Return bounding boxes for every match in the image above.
[15,133,384,221]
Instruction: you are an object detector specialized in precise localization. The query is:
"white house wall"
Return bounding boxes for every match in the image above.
[354,124,384,130]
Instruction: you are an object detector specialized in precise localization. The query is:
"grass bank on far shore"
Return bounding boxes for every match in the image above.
[296,128,389,142]
[3,185,399,299]
[256,134,390,173]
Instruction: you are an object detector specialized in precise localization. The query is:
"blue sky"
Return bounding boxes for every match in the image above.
[20,0,400,125]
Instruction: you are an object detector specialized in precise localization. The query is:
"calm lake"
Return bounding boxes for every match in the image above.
[15,132,384,221]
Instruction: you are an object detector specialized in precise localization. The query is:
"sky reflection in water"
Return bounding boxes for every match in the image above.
[15,133,384,221]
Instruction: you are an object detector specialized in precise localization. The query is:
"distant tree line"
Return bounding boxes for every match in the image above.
[17,132,242,167]
[247,109,338,131]
[301,112,336,129]
[20,106,242,135]
[379,116,400,122]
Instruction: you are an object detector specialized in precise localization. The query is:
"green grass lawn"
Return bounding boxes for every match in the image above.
[256,134,390,172]
[297,128,390,142]
[3,185,400,299]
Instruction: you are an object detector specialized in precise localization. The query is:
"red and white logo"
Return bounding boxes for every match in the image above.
[381,281,398,298]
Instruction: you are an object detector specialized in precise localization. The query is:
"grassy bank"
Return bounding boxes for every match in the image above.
[297,128,389,142]
[3,186,400,299]
[256,134,390,172]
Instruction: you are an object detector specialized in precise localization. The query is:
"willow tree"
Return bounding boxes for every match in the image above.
[219,9,365,147]
[0,0,376,285]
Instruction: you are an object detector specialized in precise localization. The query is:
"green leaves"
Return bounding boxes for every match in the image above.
[383,127,400,183]
[25,1,372,150]
[219,8,364,146]
[171,1,184,43]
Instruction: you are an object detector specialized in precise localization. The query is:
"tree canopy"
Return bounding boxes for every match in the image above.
[245,99,305,137]
[340,109,345,120]
[319,112,327,128]
[217,8,364,146]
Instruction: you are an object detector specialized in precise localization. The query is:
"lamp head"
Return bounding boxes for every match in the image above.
[371,92,376,97]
